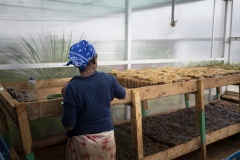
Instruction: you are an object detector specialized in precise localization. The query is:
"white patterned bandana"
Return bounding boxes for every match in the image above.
[65,40,96,71]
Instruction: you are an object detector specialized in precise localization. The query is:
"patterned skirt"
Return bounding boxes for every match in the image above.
[66,130,116,160]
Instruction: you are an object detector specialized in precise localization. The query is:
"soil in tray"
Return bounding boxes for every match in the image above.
[114,100,240,160]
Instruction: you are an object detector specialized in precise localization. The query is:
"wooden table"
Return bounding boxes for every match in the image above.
[0,73,239,160]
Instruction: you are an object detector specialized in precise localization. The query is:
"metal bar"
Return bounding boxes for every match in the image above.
[229,37,240,41]
[0,58,225,70]
[125,58,224,64]
[239,83,240,113]
[125,0,131,69]
[216,87,221,100]
[184,93,190,108]
[141,101,148,117]
[200,110,207,160]
[211,0,216,58]
[125,0,132,123]
[228,0,234,62]
[222,0,228,59]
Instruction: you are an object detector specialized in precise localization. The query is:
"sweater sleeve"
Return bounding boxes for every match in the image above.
[61,85,78,128]
[112,76,126,99]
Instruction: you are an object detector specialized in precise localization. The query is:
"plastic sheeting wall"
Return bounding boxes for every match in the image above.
[0,0,239,74]
[230,0,240,62]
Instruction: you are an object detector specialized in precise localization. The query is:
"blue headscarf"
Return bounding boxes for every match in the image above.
[65,40,96,71]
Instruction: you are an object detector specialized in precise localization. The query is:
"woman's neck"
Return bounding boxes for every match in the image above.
[80,69,95,77]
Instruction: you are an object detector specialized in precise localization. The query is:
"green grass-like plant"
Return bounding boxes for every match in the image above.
[0,32,87,82]
[187,60,240,70]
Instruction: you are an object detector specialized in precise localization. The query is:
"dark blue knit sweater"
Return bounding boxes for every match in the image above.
[61,71,126,137]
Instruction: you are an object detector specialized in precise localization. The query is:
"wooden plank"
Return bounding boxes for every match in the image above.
[220,93,239,104]
[38,99,63,118]
[204,74,240,89]
[26,99,63,120]
[143,123,240,160]
[37,87,63,100]
[206,124,240,144]
[1,81,28,91]
[15,102,33,155]
[136,80,198,101]
[25,102,40,120]
[131,89,143,160]
[37,78,68,100]
[131,75,240,101]
[110,89,132,105]
[1,78,70,101]
[0,84,18,110]
[25,88,130,120]
[36,78,71,90]
[143,137,200,160]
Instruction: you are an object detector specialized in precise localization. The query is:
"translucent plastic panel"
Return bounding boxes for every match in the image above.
[97,65,127,73]
[232,0,240,36]
[0,1,126,65]
[131,0,225,60]
[230,42,240,62]
[93,41,126,61]
[175,40,223,59]
[131,40,177,60]
[0,67,80,82]
[132,0,214,39]
[213,40,224,58]
[214,0,225,37]
[132,40,214,60]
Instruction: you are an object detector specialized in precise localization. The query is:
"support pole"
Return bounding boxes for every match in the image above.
[131,90,143,160]
[15,102,35,160]
[222,0,229,59]
[196,79,207,160]
[239,83,240,113]
[216,87,222,100]
[211,0,216,58]
[141,100,148,117]
[125,0,132,69]
[228,0,234,62]
[184,93,190,108]
[195,93,199,129]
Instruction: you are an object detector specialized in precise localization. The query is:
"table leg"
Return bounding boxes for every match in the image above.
[15,102,35,160]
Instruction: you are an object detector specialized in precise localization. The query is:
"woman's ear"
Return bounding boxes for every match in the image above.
[93,56,97,64]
